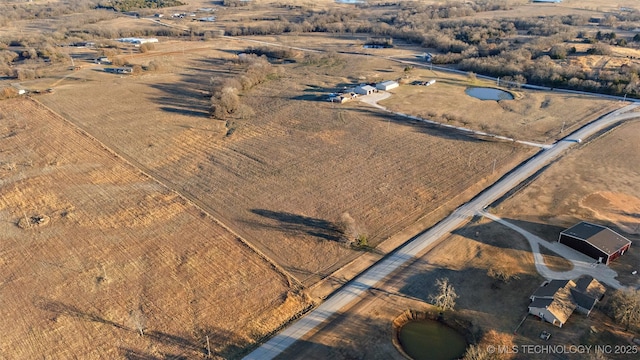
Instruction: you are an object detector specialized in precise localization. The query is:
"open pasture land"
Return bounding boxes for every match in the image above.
[35,39,536,285]
[278,216,544,359]
[496,119,640,288]
[280,215,638,360]
[0,98,305,359]
[378,70,620,144]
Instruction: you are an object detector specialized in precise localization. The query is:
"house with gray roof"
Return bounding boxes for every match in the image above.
[528,275,606,327]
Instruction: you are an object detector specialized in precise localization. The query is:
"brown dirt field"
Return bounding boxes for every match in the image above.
[0,98,306,359]
[34,40,536,286]
[496,120,640,288]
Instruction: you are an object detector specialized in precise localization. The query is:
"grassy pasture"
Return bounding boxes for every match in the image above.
[0,98,307,359]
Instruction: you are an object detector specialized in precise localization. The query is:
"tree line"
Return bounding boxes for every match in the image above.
[220,3,640,98]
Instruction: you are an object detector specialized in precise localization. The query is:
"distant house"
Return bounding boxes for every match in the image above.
[355,85,377,95]
[94,56,109,64]
[559,222,631,264]
[528,276,606,327]
[376,80,399,91]
[117,37,159,45]
[104,67,133,74]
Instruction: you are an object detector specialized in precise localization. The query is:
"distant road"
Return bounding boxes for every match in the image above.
[243,104,640,360]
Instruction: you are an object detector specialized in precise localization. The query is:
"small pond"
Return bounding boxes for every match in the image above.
[465,87,514,101]
[398,320,467,360]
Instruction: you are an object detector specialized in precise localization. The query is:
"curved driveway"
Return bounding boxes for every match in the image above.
[244,104,639,360]
[480,211,622,289]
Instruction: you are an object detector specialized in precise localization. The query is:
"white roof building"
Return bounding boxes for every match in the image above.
[376,80,399,91]
[355,85,377,95]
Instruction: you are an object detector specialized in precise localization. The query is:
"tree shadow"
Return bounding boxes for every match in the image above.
[33,297,126,330]
[499,217,567,243]
[145,330,205,354]
[396,258,542,318]
[248,209,343,242]
[451,219,534,252]
[349,106,497,144]
[120,348,188,360]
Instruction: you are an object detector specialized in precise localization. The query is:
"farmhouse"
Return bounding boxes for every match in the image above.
[376,80,399,91]
[104,67,133,74]
[558,222,631,264]
[117,37,159,45]
[528,276,606,327]
[355,85,377,95]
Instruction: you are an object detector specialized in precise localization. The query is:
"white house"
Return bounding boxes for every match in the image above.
[376,80,399,91]
[355,85,377,95]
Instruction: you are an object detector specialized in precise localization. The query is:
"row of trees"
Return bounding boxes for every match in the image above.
[209,54,280,119]
[96,0,185,12]
[219,3,640,98]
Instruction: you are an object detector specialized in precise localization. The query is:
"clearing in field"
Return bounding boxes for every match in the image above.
[0,98,306,359]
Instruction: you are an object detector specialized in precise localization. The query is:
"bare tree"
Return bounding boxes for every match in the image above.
[129,308,147,336]
[463,345,491,360]
[338,212,367,247]
[429,277,458,311]
[609,288,640,331]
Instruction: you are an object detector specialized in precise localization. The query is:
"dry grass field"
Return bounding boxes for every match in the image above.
[277,217,543,359]
[31,38,537,286]
[378,71,620,144]
[495,119,640,288]
[0,98,306,359]
[3,1,640,358]
[279,214,638,360]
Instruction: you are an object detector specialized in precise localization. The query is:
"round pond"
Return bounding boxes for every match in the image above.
[465,87,514,101]
[398,320,467,360]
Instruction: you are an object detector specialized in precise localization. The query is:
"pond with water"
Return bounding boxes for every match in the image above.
[465,87,514,101]
[398,320,467,360]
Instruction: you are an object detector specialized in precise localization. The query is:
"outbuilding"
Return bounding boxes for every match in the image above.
[558,222,631,264]
[355,85,377,95]
[376,80,399,91]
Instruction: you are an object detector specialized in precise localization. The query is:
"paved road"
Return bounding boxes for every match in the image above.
[244,104,639,360]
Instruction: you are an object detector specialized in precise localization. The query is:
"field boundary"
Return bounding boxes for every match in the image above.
[27,96,303,289]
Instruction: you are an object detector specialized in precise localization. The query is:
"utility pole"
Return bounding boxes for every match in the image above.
[492,159,496,174]
[206,335,211,358]
[561,121,565,134]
